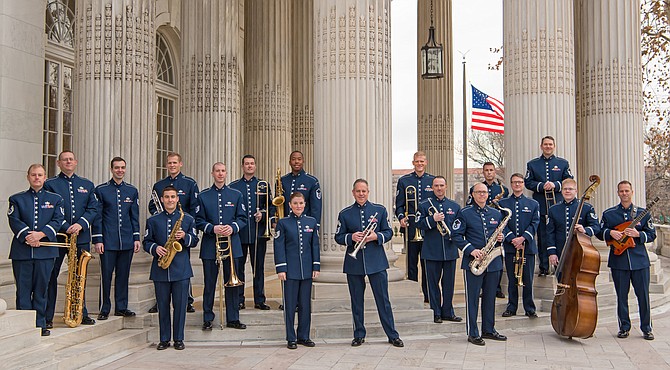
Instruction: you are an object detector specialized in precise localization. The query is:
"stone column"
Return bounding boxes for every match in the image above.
[244,0,292,182]
[291,0,315,173]
[502,0,577,177]
[575,0,645,210]
[417,0,453,194]
[73,0,156,191]
[181,0,243,183]
[314,0,400,282]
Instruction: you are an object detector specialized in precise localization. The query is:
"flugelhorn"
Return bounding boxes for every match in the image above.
[405,185,423,242]
[427,198,450,237]
[348,212,378,259]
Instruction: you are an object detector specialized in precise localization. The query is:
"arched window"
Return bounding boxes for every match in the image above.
[45,0,75,48]
[155,32,178,180]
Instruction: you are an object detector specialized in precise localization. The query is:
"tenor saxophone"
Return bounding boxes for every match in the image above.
[63,233,93,327]
[157,203,184,269]
[469,203,511,276]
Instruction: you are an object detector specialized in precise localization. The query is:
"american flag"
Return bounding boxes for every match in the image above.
[471,85,504,134]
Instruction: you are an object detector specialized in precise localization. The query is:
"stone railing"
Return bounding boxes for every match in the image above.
[655,224,670,257]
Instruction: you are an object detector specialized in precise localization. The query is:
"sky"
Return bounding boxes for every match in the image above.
[391,0,503,169]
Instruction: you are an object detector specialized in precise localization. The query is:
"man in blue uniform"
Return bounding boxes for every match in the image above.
[466,162,509,206]
[598,181,656,340]
[274,192,320,349]
[148,152,199,313]
[144,186,199,350]
[281,151,321,226]
[335,179,404,348]
[525,136,573,276]
[416,176,462,324]
[230,155,272,310]
[395,151,434,303]
[196,162,247,330]
[8,164,64,336]
[499,174,540,318]
[452,182,506,346]
[547,178,600,269]
[93,157,141,320]
[44,151,98,327]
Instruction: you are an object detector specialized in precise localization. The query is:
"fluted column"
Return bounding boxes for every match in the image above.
[73,0,156,191]
[181,0,243,183]
[503,0,577,177]
[244,0,292,182]
[417,0,453,194]
[314,0,400,282]
[575,0,645,210]
[291,0,314,173]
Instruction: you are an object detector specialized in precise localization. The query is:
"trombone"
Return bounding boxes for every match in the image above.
[39,232,73,248]
[348,212,378,259]
[405,185,423,242]
[545,188,557,212]
[256,180,272,240]
[426,199,450,237]
[215,234,244,329]
[151,189,164,214]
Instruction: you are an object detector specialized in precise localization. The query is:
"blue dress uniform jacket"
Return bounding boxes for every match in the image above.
[466,181,509,206]
[394,171,435,235]
[229,176,274,244]
[599,204,656,270]
[8,188,64,260]
[149,172,199,216]
[274,214,320,280]
[92,180,141,249]
[499,194,540,255]
[195,184,247,260]
[416,195,460,261]
[143,210,199,282]
[335,201,394,275]
[44,172,98,246]
[525,155,573,215]
[546,200,600,258]
[451,205,504,272]
[281,170,322,225]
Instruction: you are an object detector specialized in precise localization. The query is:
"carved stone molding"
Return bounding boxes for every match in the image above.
[244,84,292,133]
[181,55,240,114]
[579,59,643,117]
[418,114,452,151]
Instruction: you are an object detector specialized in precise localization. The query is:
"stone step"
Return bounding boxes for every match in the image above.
[0,327,44,355]
[43,315,125,351]
[650,275,670,294]
[51,329,149,370]
[55,282,156,315]
[0,342,54,370]
[0,309,39,337]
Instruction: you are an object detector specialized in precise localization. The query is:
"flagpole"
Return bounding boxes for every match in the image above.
[461,53,468,206]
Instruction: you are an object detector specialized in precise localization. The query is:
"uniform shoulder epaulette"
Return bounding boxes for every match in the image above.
[339,204,355,214]
[199,187,214,195]
[304,173,319,182]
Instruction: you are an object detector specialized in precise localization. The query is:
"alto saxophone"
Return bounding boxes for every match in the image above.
[469,202,511,276]
[157,203,184,269]
[63,232,93,327]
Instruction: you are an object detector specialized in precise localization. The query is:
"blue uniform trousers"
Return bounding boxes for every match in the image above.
[202,258,242,323]
[238,241,267,305]
[13,259,55,328]
[425,260,456,318]
[47,245,90,321]
[282,279,312,342]
[154,279,188,342]
[347,270,399,340]
[612,267,652,333]
[504,253,536,314]
[463,269,501,338]
[537,217,549,271]
[407,240,428,301]
[98,249,134,314]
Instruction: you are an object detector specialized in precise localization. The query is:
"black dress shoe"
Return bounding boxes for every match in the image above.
[81,316,96,325]
[287,341,297,349]
[482,331,507,341]
[157,341,170,350]
[538,269,548,277]
[433,315,443,323]
[45,321,53,329]
[98,313,109,320]
[148,304,158,313]
[226,321,247,329]
[467,336,485,345]
[643,332,655,340]
[502,310,516,317]
[187,304,196,313]
[442,315,463,322]
[115,309,136,317]
[388,338,404,347]
[297,339,316,347]
[423,298,429,304]
[173,340,185,350]
[278,304,284,310]
[254,302,271,310]
[617,330,629,338]
[496,291,506,299]
[41,328,50,337]
[351,337,365,347]
[238,302,246,310]
[525,311,538,318]
[202,321,213,331]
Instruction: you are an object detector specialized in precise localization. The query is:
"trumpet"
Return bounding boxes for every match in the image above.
[216,234,244,329]
[514,244,526,287]
[405,185,423,242]
[427,198,450,237]
[348,212,379,259]
[256,180,272,239]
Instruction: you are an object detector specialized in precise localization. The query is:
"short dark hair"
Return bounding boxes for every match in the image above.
[510,173,524,181]
[162,185,178,196]
[290,150,304,159]
[352,178,368,189]
[617,180,633,191]
[289,191,305,201]
[541,136,555,144]
[167,152,182,162]
[110,156,126,168]
[482,162,495,168]
[58,150,75,160]
[433,175,447,184]
[242,154,255,165]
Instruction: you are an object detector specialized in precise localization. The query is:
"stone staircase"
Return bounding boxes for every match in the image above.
[0,308,54,369]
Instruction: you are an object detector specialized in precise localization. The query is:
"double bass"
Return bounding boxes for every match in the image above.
[550,175,601,339]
